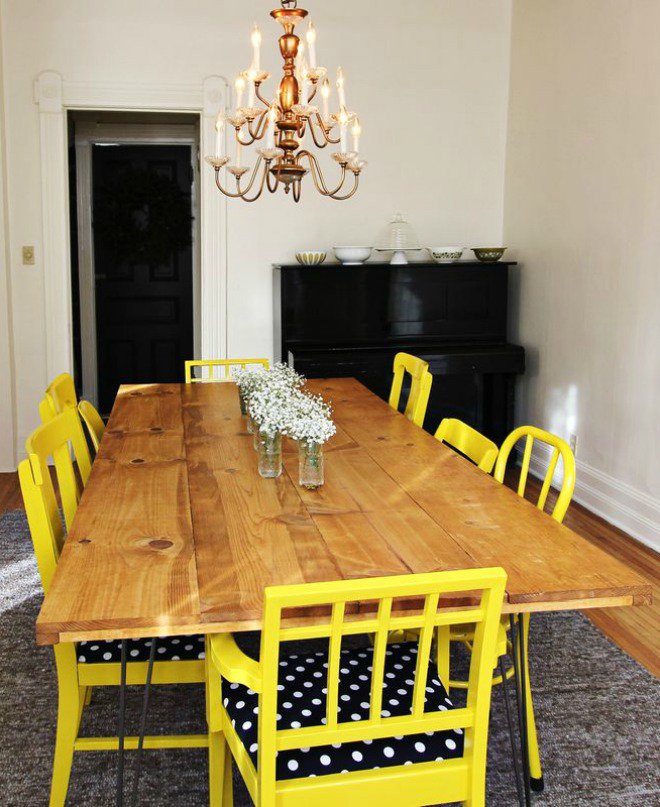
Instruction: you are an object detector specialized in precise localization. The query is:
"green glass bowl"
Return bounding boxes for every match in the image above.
[472,247,507,263]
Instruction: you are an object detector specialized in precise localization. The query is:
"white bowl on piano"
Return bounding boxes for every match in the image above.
[333,246,373,265]
[429,246,464,263]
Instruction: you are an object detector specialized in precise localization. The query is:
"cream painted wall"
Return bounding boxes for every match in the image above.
[0,6,16,471]
[504,0,660,549]
[0,0,513,469]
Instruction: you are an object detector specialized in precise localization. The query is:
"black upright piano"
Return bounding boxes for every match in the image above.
[273,261,524,445]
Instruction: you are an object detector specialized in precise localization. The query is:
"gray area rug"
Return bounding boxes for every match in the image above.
[1,509,658,806]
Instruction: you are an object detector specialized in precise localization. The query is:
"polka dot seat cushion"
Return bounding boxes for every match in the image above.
[222,641,464,779]
[76,635,205,663]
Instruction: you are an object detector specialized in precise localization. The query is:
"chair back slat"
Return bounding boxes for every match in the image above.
[368,597,393,721]
[537,447,560,511]
[411,592,439,716]
[40,373,93,486]
[518,434,534,496]
[184,358,270,383]
[494,425,576,523]
[325,601,345,728]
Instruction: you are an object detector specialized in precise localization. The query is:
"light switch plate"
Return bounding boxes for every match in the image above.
[22,246,35,265]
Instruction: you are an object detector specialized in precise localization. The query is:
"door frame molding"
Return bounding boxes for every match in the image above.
[34,72,229,394]
[74,122,201,405]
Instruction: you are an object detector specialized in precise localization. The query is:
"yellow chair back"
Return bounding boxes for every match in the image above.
[42,372,78,415]
[26,407,88,532]
[78,400,105,453]
[494,425,576,523]
[185,358,270,383]
[388,352,433,428]
[18,454,65,593]
[209,567,506,806]
[434,418,499,473]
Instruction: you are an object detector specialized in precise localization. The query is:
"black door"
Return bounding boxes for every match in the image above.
[92,144,194,414]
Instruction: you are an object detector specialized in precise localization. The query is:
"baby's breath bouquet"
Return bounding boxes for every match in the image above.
[285,390,336,488]
[233,365,268,417]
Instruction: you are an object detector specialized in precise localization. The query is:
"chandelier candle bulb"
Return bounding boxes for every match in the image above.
[215,113,225,156]
[251,24,262,71]
[235,74,246,110]
[337,66,346,109]
[266,106,277,149]
[321,78,331,121]
[306,21,317,68]
[351,118,361,154]
[247,71,257,109]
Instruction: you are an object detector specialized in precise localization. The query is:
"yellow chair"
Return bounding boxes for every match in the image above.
[445,426,575,793]
[40,372,78,419]
[19,413,207,807]
[78,399,105,453]
[492,425,575,791]
[434,419,499,473]
[388,352,433,428]
[206,567,507,807]
[185,358,270,383]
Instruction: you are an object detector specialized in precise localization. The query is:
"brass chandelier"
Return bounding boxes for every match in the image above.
[205,0,366,203]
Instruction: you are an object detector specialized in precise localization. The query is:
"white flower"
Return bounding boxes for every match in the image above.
[284,389,336,445]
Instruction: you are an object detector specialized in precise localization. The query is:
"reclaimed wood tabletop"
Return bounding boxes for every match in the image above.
[36,378,652,645]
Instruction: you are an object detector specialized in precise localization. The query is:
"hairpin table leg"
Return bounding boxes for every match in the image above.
[130,637,158,806]
[116,639,128,807]
[500,656,525,807]
[510,615,532,807]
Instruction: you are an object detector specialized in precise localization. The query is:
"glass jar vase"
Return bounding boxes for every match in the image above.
[298,439,324,488]
[246,412,255,435]
[257,430,282,478]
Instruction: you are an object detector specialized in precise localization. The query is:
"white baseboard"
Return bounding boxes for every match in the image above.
[526,445,660,554]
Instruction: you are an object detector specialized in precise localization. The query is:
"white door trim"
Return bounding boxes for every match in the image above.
[34,73,229,396]
[74,121,201,406]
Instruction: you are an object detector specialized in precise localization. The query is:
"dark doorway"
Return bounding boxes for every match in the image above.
[92,144,194,413]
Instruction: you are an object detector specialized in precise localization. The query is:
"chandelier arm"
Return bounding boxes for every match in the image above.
[247,110,269,141]
[214,157,265,199]
[307,116,330,149]
[314,113,341,145]
[328,172,360,201]
[298,149,348,197]
[238,161,271,203]
[266,165,281,194]
[255,83,272,108]
[307,82,319,104]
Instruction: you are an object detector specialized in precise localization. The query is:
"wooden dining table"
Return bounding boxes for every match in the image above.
[35,377,651,806]
[37,377,651,646]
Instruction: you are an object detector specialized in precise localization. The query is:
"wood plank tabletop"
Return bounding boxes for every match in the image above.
[36,379,652,645]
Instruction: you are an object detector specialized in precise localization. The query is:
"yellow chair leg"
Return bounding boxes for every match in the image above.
[208,731,226,807]
[436,625,450,688]
[521,613,543,789]
[223,741,234,804]
[49,682,83,806]
[84,686,93,706]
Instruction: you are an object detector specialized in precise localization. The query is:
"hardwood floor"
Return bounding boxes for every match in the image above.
[2,467,657,676]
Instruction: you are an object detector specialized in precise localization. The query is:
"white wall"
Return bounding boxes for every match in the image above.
[0,5,16,471]
[504,0,660,550]
[0,0,513,469]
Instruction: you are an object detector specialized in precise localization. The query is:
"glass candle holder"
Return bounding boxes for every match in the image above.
[298,439,324,488]
[258,431,282,479]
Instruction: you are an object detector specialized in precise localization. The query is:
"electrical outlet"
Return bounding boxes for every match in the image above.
[22,246,35,265]
[569,433,578,456]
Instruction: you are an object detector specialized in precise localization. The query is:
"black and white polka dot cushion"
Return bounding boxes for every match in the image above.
[222,641,464,779]
[77,635,205,663]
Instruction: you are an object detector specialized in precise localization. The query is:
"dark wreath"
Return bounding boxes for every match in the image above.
[93,167,193,266]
